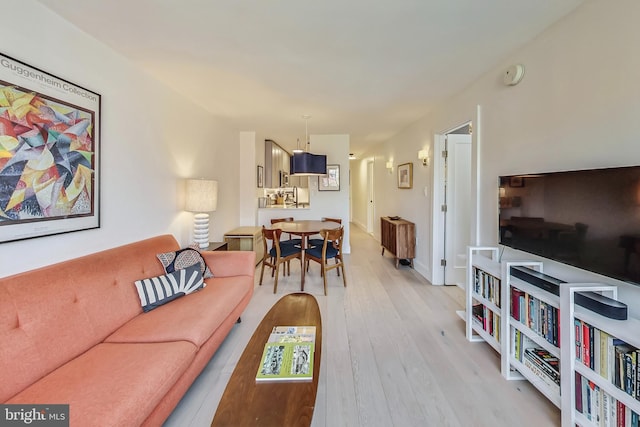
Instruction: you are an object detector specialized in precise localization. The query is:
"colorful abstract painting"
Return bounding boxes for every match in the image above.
[0,54,100,242]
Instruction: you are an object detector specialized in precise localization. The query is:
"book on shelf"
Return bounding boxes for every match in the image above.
[472,303,500,340]
[575,320,640,402]
[255,325,316,382]
[575,372,640,425]
[523,356,560,395]
[523,348,560,386]
[511,288,525,320]
[473,267,501,306]
[510,287,559,347]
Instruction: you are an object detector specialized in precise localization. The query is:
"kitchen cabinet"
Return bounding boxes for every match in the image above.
[264,139,308,188]
[264,139,289,188]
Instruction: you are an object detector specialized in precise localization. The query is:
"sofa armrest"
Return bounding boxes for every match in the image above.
[201,251,256,278]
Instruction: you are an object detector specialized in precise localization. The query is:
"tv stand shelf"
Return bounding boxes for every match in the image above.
[460,245,639,426]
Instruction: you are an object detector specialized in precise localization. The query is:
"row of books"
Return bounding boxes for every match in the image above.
[473,267,501,307]
[510,287,560,347]
[576,320,640,401]
[255,326,316,382]
[576,372,640,427]
[513,329,560,395]
[472,303,500,342]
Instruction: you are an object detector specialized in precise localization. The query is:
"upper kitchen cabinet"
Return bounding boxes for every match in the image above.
[264,139,288,188]
[264,139,308,188]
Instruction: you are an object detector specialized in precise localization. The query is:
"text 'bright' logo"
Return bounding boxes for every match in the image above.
[1,405,68,426]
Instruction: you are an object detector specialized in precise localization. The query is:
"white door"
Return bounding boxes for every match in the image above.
[431,131,472,286]
[445,134,472,287]
[367,160,375,234]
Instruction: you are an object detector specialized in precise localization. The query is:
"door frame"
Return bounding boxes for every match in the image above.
[366,159,375,234]
[430,106,481,285]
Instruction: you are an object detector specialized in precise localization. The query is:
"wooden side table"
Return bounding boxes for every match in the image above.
[206,242,228,251]
[224,226,264,265]
[380,216,415,268]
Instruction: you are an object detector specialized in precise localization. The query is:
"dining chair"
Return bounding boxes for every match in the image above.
[270,217,302,247]
[259,226,302,293]
[305,226,346,295]
[308,217,342,248]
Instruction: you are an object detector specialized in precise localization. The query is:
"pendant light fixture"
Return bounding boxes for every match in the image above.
[292,138,303,153]
[290,114,327,176]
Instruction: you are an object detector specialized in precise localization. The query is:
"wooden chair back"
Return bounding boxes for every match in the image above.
[320,227,344,255]
[259,226,301,293]
[261,227,283,259]
[305,226,346,295]
[271,217,294,224]
[270,217,297,241]
[322,217,342,224]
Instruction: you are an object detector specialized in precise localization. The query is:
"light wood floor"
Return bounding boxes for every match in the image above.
[164,225,560,427]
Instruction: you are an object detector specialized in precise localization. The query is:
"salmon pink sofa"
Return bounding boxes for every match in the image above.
[0,235,255,426]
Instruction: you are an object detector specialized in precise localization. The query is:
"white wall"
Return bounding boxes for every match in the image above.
[353,0,640,314]
[0,0,240,277]
[352,121,435,278]
[239,131,257,226]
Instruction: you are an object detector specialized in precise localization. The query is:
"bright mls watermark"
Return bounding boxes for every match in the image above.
[0,405,68,426]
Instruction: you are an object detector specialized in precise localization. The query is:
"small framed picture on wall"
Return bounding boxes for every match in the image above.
[319,165,340,191]
[257,165,264,188]
[397,163,413,189]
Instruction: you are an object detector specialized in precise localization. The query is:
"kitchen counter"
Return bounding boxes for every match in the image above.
[259,204,310,210]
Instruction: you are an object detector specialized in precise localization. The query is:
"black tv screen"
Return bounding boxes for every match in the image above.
[499,166,640,286]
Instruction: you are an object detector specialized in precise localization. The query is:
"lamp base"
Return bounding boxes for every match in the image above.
[193,213,210,249]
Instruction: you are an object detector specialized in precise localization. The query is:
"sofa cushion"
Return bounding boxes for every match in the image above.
[134,264,204,312]
[157,245,213,279]
[7,341,196,427]
[106,276,252,348]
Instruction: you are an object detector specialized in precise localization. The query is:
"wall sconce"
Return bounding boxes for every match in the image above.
[185,179,218,248]
[418,150,430,166]
[385,161,393,174]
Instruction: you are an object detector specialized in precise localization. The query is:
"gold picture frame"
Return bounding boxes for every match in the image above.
[397,163,413,189]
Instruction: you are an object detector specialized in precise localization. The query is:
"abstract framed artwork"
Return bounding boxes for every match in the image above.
[0,53,101,243]
[397,162,413,189]
[319,164,340,191]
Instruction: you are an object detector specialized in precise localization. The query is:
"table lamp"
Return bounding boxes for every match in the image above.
[185,179,218,249]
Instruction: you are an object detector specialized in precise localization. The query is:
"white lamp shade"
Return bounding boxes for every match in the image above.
[418,150,428,160]
[185,179,218,212]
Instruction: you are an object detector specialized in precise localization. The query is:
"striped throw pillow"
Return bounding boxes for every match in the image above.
[134,264,205,312]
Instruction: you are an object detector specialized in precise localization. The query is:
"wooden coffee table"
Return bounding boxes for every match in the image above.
[211,293,322,427]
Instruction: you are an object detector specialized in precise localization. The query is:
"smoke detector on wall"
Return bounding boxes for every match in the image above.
[503,64,525,86]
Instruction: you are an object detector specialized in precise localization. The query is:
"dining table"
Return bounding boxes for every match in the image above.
[271,219,341,290]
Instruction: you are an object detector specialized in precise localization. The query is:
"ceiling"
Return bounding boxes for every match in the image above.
[37,0,584,156]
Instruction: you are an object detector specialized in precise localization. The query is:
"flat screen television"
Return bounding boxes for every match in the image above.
[499,166,640,286]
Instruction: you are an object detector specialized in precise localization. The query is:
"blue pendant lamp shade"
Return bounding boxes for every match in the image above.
[290,152,327,175]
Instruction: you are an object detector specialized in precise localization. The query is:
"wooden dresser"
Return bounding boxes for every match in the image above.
[380,217,415,268]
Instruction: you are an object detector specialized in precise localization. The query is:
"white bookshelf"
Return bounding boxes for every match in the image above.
[560,284,640,427]
[464,247,503,351]
[459,248,640,426]
[500,261,562,407]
